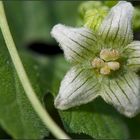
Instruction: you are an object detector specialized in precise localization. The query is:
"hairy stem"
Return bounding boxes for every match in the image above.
[0,2,70,139]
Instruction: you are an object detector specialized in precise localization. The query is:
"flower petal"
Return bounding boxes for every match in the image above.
[51,24,97,63]
[126,41,140,71]
[101,72,140,117]
[54,66,100,110]
[99,1,133,47]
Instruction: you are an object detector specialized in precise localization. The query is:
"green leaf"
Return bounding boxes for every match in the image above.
[133,7,140,31]
[45,55,70,94]
[4,1,81,47]
[0,32,49,139]
[47,56,129,139]
[59,98,129,139]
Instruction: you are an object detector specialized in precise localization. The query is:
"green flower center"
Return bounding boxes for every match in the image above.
[91,49,120,75]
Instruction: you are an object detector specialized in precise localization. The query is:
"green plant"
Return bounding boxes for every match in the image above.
[0,1,140,139]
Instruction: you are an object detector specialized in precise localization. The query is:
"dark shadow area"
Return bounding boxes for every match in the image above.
[0,126,11,139]
[134,31,140,40]
[28,42,63,56]
[43,93,66,139]
[69,133,93,139]
[44,93,65,129]
[131,1,140,6]
[124,114,140,139]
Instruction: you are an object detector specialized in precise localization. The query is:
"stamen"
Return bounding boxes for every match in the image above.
[107,61,120,71]
[91,57,105,68]
[100,49,120,61]
[100,65,111,75]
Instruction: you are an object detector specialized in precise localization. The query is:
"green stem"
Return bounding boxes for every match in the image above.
[0,2,70,139]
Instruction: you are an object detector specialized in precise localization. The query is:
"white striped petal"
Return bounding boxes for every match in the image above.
[126,41,140,71]
[51,24,97,63]
[54,66,100,110]
[102,72,140,117]
[99,1,133,47]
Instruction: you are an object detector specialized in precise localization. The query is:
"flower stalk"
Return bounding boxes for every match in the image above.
[0,2,70,139]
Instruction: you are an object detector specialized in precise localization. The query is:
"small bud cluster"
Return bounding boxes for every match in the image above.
[91,49,120,75]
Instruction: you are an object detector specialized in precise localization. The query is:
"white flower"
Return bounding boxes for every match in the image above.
[51,1,140,117]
